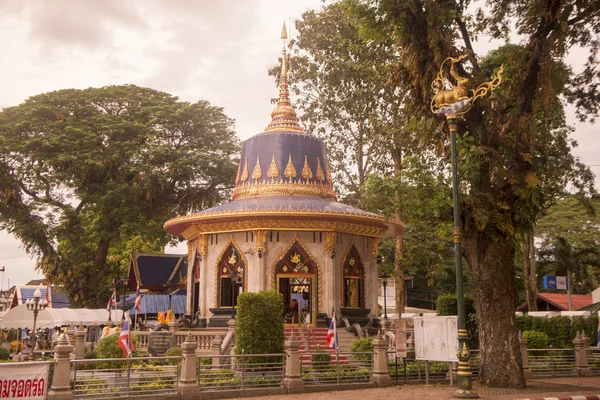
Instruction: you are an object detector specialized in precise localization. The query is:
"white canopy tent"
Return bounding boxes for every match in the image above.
[0,305,118,330]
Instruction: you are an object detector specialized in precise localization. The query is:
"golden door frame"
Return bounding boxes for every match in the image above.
[276,272,317,328]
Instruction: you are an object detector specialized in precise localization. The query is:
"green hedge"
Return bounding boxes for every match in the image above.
[516,315,598,348]
[436,293,479,348]
[235,290,284,364]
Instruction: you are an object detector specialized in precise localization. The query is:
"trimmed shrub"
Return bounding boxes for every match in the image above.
[436,293,479,348]
[311,348,332,371]
[0,347,10,360]
[235,290,284,364]
[164,346,183,357]
[517,315,598,348]
[97,332,139,359]
[350,337,374,361]
[522,330,549,349]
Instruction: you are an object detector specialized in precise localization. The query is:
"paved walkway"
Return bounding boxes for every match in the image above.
[252,376,600,400]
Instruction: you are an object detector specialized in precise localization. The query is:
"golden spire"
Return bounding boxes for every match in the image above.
[263,22,307,134]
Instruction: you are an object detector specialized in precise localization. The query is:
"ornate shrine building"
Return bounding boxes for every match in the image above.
[164,26,404,328]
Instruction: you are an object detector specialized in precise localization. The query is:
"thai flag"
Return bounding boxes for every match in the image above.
[107,287,117,317]
[326,313,338,349]
[118,314,135,357]
[135,283,142,314]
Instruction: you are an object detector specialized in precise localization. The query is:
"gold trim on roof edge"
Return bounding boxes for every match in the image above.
[173,218,390,241]
[232,180,336,200]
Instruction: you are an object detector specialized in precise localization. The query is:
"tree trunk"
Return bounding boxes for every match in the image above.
[393,148,405,315]
[522,230,538,311]
[462,229,525,388]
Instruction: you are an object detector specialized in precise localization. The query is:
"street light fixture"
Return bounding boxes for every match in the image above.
[379,272,389,319]
[430,55,503,398]
[26,288,48,361]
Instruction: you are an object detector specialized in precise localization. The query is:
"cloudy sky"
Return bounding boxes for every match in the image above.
[0,0,598,288]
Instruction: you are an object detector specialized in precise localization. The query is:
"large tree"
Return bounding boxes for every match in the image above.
[536,197,600,294]
[353,0,597,388]
[274,0,431,315]
[0,85,239,306]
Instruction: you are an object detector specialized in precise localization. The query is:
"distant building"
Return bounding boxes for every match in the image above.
[5,280,70,309]
[516,293,593,312]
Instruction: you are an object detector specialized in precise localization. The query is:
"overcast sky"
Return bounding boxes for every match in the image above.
[0,0,598,288]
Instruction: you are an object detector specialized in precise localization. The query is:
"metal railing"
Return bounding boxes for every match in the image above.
[527,347,576,377]
[300,351,373,386]
[587,347,600,375]
[386,351,453,384]
[71,356,181,398]
[196,353,285,391]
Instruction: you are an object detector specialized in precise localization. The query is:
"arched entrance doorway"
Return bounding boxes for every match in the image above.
[275,240,318,326]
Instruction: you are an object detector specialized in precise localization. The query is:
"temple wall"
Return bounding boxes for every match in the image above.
[190,230,377,322]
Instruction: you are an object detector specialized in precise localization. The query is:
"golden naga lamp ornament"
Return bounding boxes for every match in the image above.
[431,55,503,118]
[431,55,503,399]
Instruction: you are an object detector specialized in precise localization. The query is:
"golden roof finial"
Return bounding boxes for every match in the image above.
[263,22,308,135]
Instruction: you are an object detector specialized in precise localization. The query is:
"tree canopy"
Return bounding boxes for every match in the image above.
[0,85,239,306]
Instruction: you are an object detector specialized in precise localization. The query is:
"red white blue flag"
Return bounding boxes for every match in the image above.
[326,313,338,349]
[135,283,142,314]
[107,287,117,311]
[118,314,135,357]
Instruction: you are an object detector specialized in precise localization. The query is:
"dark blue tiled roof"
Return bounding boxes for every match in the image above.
[51,288,70,308]
[237,132,331,186]
[194,196,380,218]
[130,254,188,290]
[20,287,47,302]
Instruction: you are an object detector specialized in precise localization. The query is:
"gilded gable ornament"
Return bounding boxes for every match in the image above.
[301,155,313,180]
[316,158,325,182]
[290,252,301,264]
[240,158,249,182]
[284,154,297,180]
[252,155,263,180]
[267,155,280,179]
[349,257,356,266]
[228,253,237,265]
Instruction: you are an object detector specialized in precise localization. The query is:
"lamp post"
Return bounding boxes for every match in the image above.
[26,288,48,361]
[379,272,389,319]
[430,55,503,398]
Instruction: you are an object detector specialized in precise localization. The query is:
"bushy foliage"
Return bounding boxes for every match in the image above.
[521,331,549,349]
[164,346,182,357]
[0,347,10,360]
[97,332,139,359]
[235,291,284,364]
[436,293,479,348]
[350,337,374,361]
[517,315,598,348]
[311,348,332,369]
